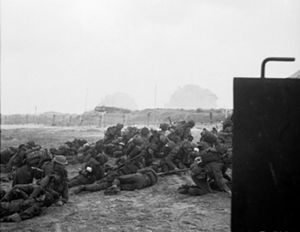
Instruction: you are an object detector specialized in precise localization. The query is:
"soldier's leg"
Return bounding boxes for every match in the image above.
[191,175,212,193]
[159,159,169,172]
[0,199,25,218]
[188,186,209,196]
[1,185,34,202]
[118,174,145,190]
[76,181,111,193]
[68,174,91,188]
[0,187,6,199]
[18,202,43,220]
[206,162,231,194]
[2,202,42,222]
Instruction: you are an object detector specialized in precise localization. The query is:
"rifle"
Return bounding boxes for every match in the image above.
[157,168,189,176]
[25,145,42,155]
[113,151,145,171]
[31,166,44,173]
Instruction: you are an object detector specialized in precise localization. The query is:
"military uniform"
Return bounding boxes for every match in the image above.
[68,155,107,188]
[1,155,69,222]
[201,148,231,194]
[73,171,119,193]
[0,185,61,222]
[222,114,233,132]
[0,147,18,165]
[12,164,33,187]
[164,141,194,171]
[73,155,143,194]
[190,161,211,195]
[109,168,158,193]
[12,149,52,186]
[103,124,123,144]
[200,129,218,146]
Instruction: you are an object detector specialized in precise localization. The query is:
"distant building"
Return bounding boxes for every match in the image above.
[99,92,138,111]
[165,84,217,109]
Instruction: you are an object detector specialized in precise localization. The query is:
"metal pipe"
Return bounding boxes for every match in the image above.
[261,57,295,78]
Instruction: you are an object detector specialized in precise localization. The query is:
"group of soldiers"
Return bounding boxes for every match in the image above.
[0,115,233,222]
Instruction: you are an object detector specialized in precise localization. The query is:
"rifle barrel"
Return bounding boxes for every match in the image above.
[157,168,189,176]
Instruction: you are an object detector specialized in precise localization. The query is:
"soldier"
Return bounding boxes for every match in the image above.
[103,137,125,157]
[6,142,41,173]
[72,170,119,194]
[72,150,146,194]
[159,138,181,172]
[178,156,211,196]
[121,126,139,144]
[12,161,34,187]
[211,127,218,135]
[104,167,158,195]
[0,187,6,199]
[143,128,168,166]
[111,140,126,158]
[68,153,108,188]
[164,137,194,171]
[0,155,68,222]
[0,172,68,222]
[103,123,124,144]
[0,147,18,165]
[222,114,233,132]
[200,128,218,147]
[12,148,52,186]
[123,127,150,168]
[172,120,195,140]
[159,123,170,133]
[77,143,98,163]
[201,146,231,196]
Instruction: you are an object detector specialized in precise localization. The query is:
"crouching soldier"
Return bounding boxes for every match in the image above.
[201,146,231,196]
[178,156,211,196]
[104,167,158,195]
[68,153,108,188]
[163,139,193,171]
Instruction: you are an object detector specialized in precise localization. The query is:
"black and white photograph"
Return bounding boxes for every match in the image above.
[1,0,300,231]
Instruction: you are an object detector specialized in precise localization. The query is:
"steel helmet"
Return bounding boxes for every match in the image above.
[53,155,68,165]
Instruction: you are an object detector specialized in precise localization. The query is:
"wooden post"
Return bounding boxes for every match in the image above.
[52,115,56,126]
[68,116,72,126]
[147,112,151,127]
[209,111,213,124]
[98,112,106,128]
[101,112,106,128]
[122,114,126,125]
[80,116,83,126]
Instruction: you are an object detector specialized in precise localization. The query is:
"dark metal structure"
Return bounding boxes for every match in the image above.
[232,57,299,231]
[260,57,295,78]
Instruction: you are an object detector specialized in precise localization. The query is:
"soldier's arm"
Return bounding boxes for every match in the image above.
[61,183,69,203]
[137,167,153,174]
[165,147,180,170]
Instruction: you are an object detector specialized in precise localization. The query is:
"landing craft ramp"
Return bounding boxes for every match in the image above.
[232,58,300,231]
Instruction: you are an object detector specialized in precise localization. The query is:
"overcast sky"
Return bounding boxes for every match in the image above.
[1,0,300,114]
